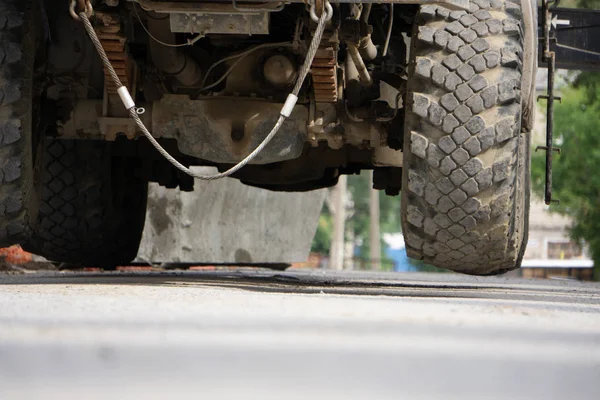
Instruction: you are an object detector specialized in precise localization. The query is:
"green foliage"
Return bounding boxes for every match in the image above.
[532,72,600,279]
[311,207,332,254]
[558,0,600,9]
[310,171,402,266]
[310,171,447,272]
[346,171,401,261]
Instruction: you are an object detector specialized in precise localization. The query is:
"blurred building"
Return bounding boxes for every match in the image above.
[521,199,593,280]
[518,69,594,280]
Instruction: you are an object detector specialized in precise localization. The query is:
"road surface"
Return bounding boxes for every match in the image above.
[1,269,599,399]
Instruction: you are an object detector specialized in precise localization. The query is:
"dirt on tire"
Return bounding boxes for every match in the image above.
[401,0,530,275]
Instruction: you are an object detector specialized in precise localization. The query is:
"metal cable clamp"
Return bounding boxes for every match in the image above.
[69,0,94,21]
[308,0,333,23]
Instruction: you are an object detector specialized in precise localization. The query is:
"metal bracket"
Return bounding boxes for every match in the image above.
[538,0,562,206]
[535,145,560,154]
[537,6,600,70]
[537,95,561,103]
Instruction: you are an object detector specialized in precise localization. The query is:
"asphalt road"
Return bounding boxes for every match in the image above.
[1,269,599,400]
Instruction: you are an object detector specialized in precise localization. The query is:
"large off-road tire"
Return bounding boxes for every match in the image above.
[401,0,530,275]
[0,0,44,246]
[23,140,148,267]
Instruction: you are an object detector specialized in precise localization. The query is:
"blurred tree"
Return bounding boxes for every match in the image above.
[346,171,400,268]
[310,171,401,269]
[311,206,332,254]
[532,72,600,280]
[559,0,600,9]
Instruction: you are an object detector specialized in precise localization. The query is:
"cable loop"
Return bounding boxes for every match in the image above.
[309,0,333,23]
[70,0,93,21]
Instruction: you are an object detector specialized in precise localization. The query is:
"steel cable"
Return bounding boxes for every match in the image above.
[77,3,330,180]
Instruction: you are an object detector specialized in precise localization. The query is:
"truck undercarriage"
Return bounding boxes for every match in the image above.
[4,0,598,274]
[50,0,424,194]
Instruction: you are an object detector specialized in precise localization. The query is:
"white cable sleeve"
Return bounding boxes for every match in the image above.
[117,86,136,110]
[280,94,298,118]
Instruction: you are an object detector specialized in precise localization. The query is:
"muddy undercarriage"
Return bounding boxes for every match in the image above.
[0,0,542,273]
[47,0,430,193]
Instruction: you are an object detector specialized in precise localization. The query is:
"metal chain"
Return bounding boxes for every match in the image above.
[76,1,330,180]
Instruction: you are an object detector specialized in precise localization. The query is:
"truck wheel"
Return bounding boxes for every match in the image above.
[0,0,45,246]
[23,140,148,267]
[401,0,530,275]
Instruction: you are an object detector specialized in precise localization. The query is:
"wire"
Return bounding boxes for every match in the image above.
[132,2,202,48]
[293,18,303,47]
[141,8,169,20]
[556,42,600,57]
[382,4,393,57]
[77,3,330,181]
[200,42,294,93]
